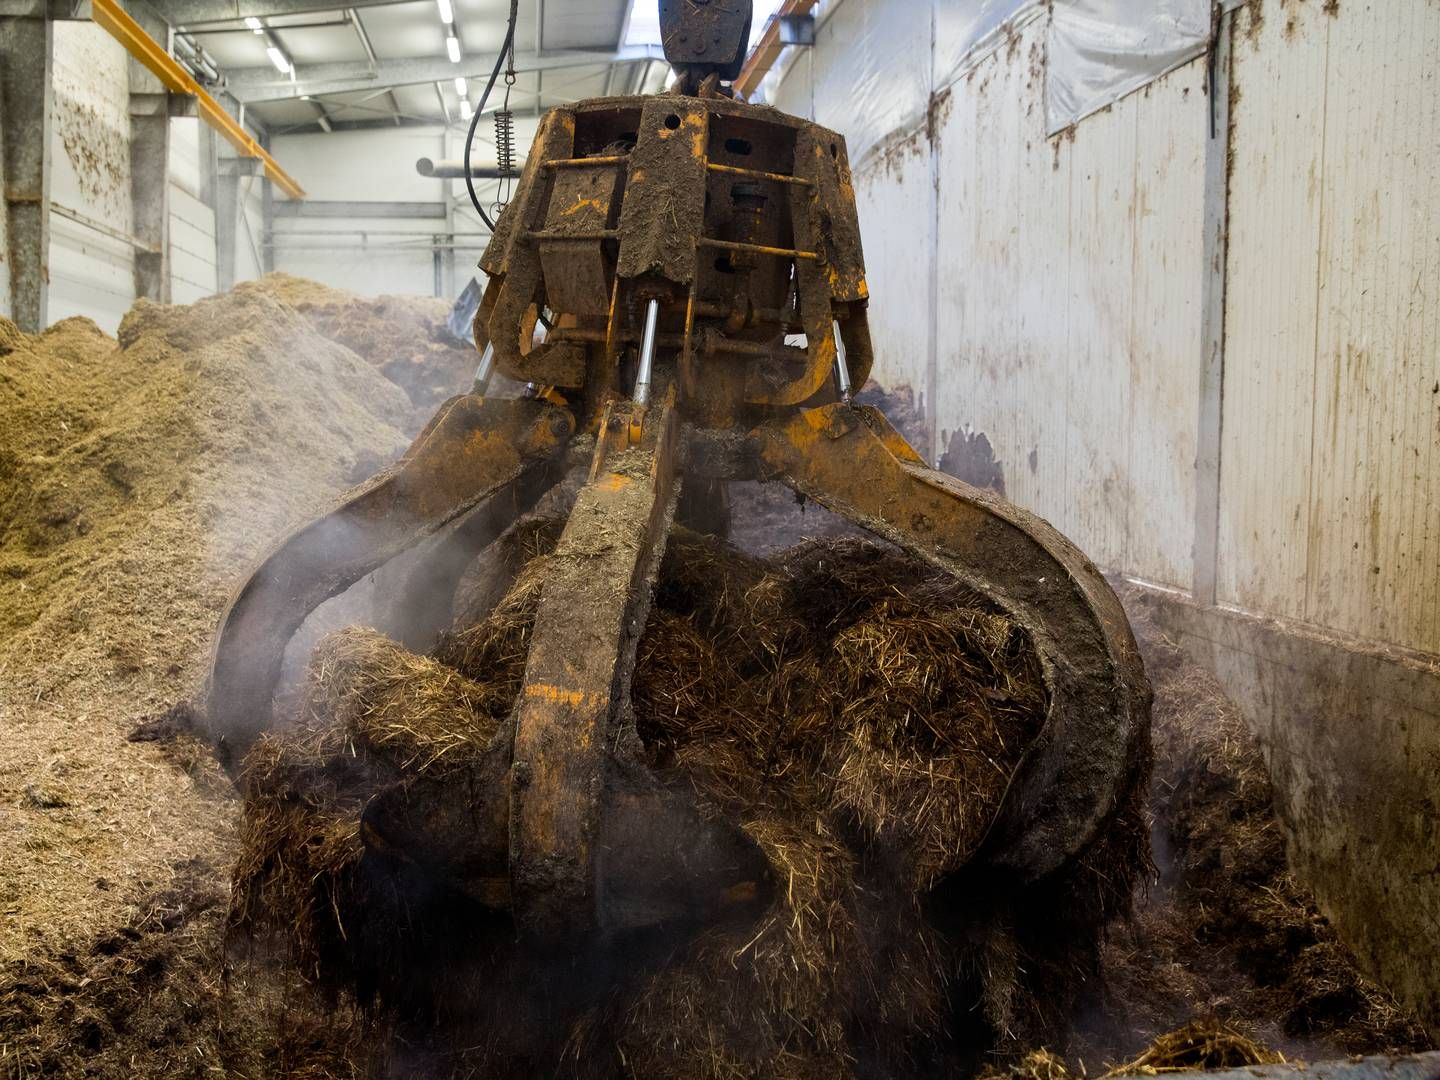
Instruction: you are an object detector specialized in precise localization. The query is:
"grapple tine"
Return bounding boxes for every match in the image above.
[752,403,1152,883]
[204,396,573,772]
[508,389,689,939]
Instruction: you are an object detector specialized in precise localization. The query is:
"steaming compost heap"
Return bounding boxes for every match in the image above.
[231,522,1148,1078]
[0,277,1428,1077]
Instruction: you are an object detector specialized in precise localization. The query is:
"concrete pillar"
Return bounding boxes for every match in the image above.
[125,5,172,302]
[259,132,274,274]
[0,7,55,331]
[215,155,261,292]
[441,127,456,298]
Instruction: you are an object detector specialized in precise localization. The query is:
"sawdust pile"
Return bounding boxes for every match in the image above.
[0,282,443,1075]
[238,272,480,413]
[231,521,1150,1079]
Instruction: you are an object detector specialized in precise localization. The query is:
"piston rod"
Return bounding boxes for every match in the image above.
[832,320,853,405]
[472,342,496,395]
[634,299,660,406]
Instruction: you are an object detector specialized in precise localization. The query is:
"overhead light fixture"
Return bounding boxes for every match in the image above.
[454,75,467,96]
[266,44,291,74]
[446,30,461,63]
[436,0,454,24]
[459,98,473,120]
[244,15,263,32]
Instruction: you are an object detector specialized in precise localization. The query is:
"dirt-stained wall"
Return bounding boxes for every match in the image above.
[48,22,135,331]
[767,0,1440,1035]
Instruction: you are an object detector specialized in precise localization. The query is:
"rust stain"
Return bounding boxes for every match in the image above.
[562,197,607,217]
[524,683,602,709]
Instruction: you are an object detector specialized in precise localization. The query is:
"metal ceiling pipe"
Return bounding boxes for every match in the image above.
[416,157,509,179]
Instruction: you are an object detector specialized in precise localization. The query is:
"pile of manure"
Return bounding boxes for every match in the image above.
[229,522,1153,1079]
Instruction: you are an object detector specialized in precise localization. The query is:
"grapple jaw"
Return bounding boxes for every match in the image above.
[207,63,1149,950]
[206,384,1147,941]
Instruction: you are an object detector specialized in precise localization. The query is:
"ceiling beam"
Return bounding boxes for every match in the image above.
[156,0,415,27]
[225,44,666,103]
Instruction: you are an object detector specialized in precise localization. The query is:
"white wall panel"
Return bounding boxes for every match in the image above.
[168,117,205,199]
[1125,69,1206,591]
[1061,93,1136,571]
[852,140,932,423]
[1218,0,1329,622]
[271,216,438,295]
[170,185,217,304]
[47,217,133,331]
[48,22,133,331]
[934,19,1073,534]
[812,0,931,167]
[1303,0,1440,653]
[273,126,445,204]
[768,44,813,119]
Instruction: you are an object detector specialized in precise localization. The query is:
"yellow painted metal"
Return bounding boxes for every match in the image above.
[545,156,630,168]
[734,0,817,99]
[698,236,818,261]
[706,161,813,186]
[91,0,306,200]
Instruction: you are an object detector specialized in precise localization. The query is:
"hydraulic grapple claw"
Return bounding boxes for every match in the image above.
[210,4,1149,949]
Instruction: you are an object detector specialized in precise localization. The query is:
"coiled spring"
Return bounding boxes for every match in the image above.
[494,109,515,178]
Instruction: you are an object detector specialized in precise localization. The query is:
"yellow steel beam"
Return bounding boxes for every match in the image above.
[734,0,817,101]
[91,0,305,199]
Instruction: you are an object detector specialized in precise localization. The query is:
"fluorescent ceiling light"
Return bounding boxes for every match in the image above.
[244,16,263,32]
[266,45,291,74]
[445,32,461,62]
[459,98,473,120]
[454,75,467,96]
[436,0,454,24]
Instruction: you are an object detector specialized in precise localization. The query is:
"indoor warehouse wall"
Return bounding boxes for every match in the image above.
[44,23,225,330]
[767,0,1440,1033]
[265,121,535,299]
[48,21,135,332]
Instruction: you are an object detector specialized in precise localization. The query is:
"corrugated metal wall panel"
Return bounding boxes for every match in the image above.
[1302,0,1440,653]
[812,0,931,166]
[1062,92,1136,572]
[852,143,933,418]
[1125,67,1206,591]
[933,20,1073,534]
[1217,0,1328,622]
[1222,0,1440,653]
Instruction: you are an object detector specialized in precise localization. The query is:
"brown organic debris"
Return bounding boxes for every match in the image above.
[230,524,1147,1078]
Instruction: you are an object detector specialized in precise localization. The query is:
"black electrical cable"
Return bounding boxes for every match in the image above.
[464,0,550,330]
[463,0,519,232]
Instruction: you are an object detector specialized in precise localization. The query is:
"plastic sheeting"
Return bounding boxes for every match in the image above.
[935,0,1042,91]
[811,0,931,165]
[1045,0,1210,132]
